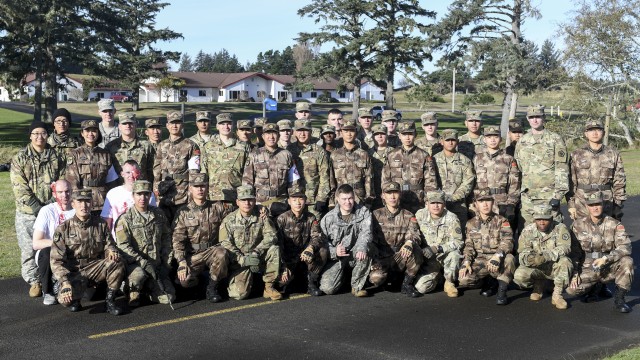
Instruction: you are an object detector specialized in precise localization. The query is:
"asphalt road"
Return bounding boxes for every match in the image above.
[1,201,639,360]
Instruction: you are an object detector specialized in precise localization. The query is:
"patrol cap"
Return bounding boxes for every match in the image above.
[483,125,500,136]
[371,124,388,135]
[195,111,212,121]
[81,120,99,130]
[584,119,604,131]
[288,184,306,198]
[474,188,494,201]
[296,102,311,112]
[508,118,524,132]
[145,118,162,128]
[586,191,604,205]
[237,185,256,200]
[118,113,136,125]
[294,119,312,131]
[262,123,279,133]
[342,119,357,130]
[216,113,233,123]
[132,180,152,193]
[358,107,373,118]
[189,172,208,186]
[465,110,482,121]
[441,129,459,141]
[533,204,553,220]
[167,111,183,123]
[526,104,545,118]
[72,189,92,201]
[381,110,399,122]
[397,121,416,134]
[426,190,446,204]
[382,181,401,193]
[237,119,253,130]
[321,125,336,135]
[254,117,267,128]
[421,112,437,125]
[98,99,115,112]
[277,120,292,131]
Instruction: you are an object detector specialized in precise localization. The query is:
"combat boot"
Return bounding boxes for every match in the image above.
[444,280,458,298]
[401,275,421,298]
[351,288,368,297]
[551,285,567,310]
[105,288,123,316]
[581,283,601,303]
[530,280,545,301]
[29,282,42,298]
[128,287,141,307]
[496,280,509,305]
[68,300,82,312]
[480,278,497,297]
[614,287,631,313]
[307,273,323,297]
[263,283,283,301]
[599,283,614,299]
[206,281,222,303]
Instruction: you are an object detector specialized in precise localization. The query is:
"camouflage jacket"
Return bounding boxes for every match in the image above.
[243,147,296,203]
[47,132,81,160]
[518,221,571,266]
[330,145,374,203]
[153,136,200,206]
[473,148,521,206]
[570,216,631,269]
[320,204,372,259]
[356,128,374,150]
[368,146,393,200]
[189,132,213,150]
[287,142,331,204]
[98,122,120,149]
[50,214,117,283]
[66,144,112,210]
[414,208,463,256]
[458,133,484,160]
[463,214,513,263]
[10,144,65,214]
[568,145,626,207]
[514,130,569,201]
[277,210,326,263]
[105,137,155,182]
[201,136,251,201]
[415,135,443,156]
[433,151,476,203]
[372,206,421,258]
[381,145,438,205]
[115,206,172,269]
[386,135,400,148]
[219,207,278,258]
[172,200,234,262]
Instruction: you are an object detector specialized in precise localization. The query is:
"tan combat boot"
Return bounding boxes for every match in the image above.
[351,288,368,297]
[444,281,458,298]
[263,283,283,301]
[529,280,545,301]
[551,285,568,310]
[29,282,42,298]
[128,290,141,307]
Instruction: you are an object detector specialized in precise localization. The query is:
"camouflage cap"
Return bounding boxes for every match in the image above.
[526,104,545,118]
[465,110,483,121]
[72,188,92,201]
[132,180,152,193]
[585,191,604,205]
[189,172,208,186]
[294,119,312,131]
[98,98,115,112]
[237,119,253,130]
[254,117,267,128]
[118,112,136,124]
[216,113,233,123]
[421,112,437,125]
[342,119,357,130]
[296,102,311,112]
[167,111,183,123]
[484,125,500,136]
[236,185,256,200]
[277,119,292,131]
[195,111,212,121]
[533,204,553,220]
[382,181,401,193]
[321,124,336,135]
[508,118,524,132]
[371,124,388,135]
[358,107,373,118]
[288,184,306,198]
[145,118,162,128]
[584,119,604,131]
[426,190,446,204]
[441,128,459,141]
[381,109,399,122]
[81,120,99,130]
[262,122,279,133]
[474,188,494,201]
[397,121,416,134]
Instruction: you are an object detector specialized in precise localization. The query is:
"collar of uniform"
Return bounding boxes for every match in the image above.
[401,145,417,154]
[384,206,401,219]
[291,211,307,222]
[480,214,494,225]
[486,148,503,158]
[235,209,258,224]
[588,216,605,226]
[121,137,139,148]
[586,144,604,155]
[73,214,92,228]
[189,199,210,211]
[168,136,185,145]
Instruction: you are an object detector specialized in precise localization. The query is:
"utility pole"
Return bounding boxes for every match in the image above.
[451,67,456,113]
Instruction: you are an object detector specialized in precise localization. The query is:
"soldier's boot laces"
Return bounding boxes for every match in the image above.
[307,273,324,297]
[128,288,141,308]
[614,287,631,313]
[401,275,421,298]
[105,288,123,316]
[551,285,567,310]
[496,280,509,305]
[444,280,458,298]
[263,283,283,301]
[206,281,222,303]
[530,280,545,301]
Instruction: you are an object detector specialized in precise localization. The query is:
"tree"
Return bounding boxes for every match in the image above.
[535,39,566,90]
[248,47,296,74]
[193,50,214,72]
[156,75,185,102]
[210,49,244,73]
[179,53,194,72]
[292,41,318,73]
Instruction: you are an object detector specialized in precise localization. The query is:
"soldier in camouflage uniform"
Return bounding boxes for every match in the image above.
[567,191,633,313]
[295,102,312,120]
[320,125,337,153]
[287,119,332,218]
[327,108,344,139]
[458,190,515,305]
[415,112,442,156]
[414,190,463,297]
[514,205,573,310]
[277,186,329,296]
[381,121,438,214]
[173,173,235,303]
[514,105,569,228]
[505,118,524,157]
[144,118,163,152]
[319,184,373,297]
[51,189,125,315]
[66,120,115,214]
[458,110,484,160]
[153,111,200,222]
[220,185,283,301]
[251,117,267,148]
[11,121,65,296]
[369,182,423,298]
[190,111,214,150]
[114,180,174,306]
[368,124,392,209]
[243,123,299,217]
[330,119,374,205]
[567,119,626,221]
[277,119,293,149]
[381,110,400,148]
[105,113,155,183]
[433,129,476,228]
[235,119,256,151]
[97,99,120,149]
[356,107,374,150]
[47,108,81,159]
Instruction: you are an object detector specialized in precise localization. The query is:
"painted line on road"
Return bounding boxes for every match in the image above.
[88,294,310,339]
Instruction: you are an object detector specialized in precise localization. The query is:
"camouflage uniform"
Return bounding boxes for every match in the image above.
[330,143,374,205]
[105,137,155,182]
[505,118,524,157]
[47,132,81,160]
[243,145,297,208]
[458,110,485,160]
[415,112,442,156]
[368,145,393,209]
[356,127,374,150]
[66,143,112,212]
[277,208,328,281]
[145,118,163,153]
[201,136,251,202]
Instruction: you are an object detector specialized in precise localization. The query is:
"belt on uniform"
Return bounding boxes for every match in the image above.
[578,184,611,191]
[401,183,422,191]
[85,180,105,187]
[257,189,281,197]
[489,188,507,195]
[192,242,213,251]
[171,173,189,180]
[585,251,609,259]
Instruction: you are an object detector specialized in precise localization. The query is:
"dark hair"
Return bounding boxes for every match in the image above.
[328,108,342,116]
[336,184,354,196]
[123,159,140,168]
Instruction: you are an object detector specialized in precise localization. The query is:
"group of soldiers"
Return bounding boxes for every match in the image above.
[11,99,633,316]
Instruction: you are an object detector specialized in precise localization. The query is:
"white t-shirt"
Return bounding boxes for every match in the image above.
[33,203,76,240]
[101,185,157,238]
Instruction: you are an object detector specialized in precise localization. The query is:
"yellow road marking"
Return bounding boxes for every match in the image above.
[88,294,310,339]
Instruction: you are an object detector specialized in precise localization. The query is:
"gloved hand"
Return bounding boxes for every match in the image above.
[567,207,577,220]
[314,201,328,213]
[487,253,502,273]
[157,179,175,195]
[592,256,608,270]
[300,246,314,263]
[243,253,261,273]
[59,281,73,305]
[177,260,190,282]
[459,262,472,279]
[613,204,623,221]
[549,198,560,211]
[527,253,546,266]
[399,241,413,259]
[27,197,43,215]
[569,273,581,289]
[422,245,435,260]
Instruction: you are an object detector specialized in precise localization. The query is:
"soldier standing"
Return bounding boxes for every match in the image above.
[97,99,120,148]
[144,118,163,152]
[327,109,344,139]
[235,119,256,150]
[277,120,293,149]
[190,111,214,150]
[252,117,267,148]
[381,110,400,148]
[514,205,573,310]
[368,124,392,209]
[47,108,80,159]
[458,110,484,160]
[295,102,312,120]
[320,125,337,153]
[356,107,374,149]
[567,119,626,220]
[415,112,442,156]
[505,118,524,157]
[105,113,155,183]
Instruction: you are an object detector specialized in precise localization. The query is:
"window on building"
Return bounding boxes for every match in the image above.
[338,91,346,98]
[219,90,223,96]
[97,92,105,99]
[380,91,385,95]
[310,91,317,98]
[277,91,288,100]
[295,91,302,98]
[179,90,187,97]
[229,90,240,100]
[198,90,206,97]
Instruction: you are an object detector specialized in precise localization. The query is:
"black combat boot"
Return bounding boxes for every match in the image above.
[105,288,123,316]
[307,272,323,297]
[581,283,601,303]
[206,281,222,303]
[481,278,497,297]
[614,287,631,313]
[599,283,613,299]
[401,274,421,298]
[496,280,509,305]
[68,300,82,312]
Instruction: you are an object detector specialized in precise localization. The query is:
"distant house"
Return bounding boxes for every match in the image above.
[22,73,85,101]
[360,80,385,101]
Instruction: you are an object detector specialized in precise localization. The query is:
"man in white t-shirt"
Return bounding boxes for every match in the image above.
[32,179,76,305]
[101,160,156,238]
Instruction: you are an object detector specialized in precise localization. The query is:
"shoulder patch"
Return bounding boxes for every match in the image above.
[502,221,510,227]
[312,220,318,225]
[562,233,569,240]
[455,227,462,234]
[410,217,417,223]
[511,161,517,167]
[115,223,124,233]
[617,224,625,230]
[558,150,565,158]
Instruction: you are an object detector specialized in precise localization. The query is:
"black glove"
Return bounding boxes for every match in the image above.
[27,197,43,215]
[499,204,515,220]
[549,199,560,210]
[314,201,328,213]
[613,204,623,221]
[422,246,435,259]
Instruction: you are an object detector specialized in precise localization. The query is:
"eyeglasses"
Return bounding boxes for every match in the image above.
[54,120,68,124]
[31,132,48,137]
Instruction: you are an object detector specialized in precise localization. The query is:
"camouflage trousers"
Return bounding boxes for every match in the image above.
[15,211,38,285]
[369,248,424,287]
[519,194,563,229]
[458,254,516,288]
[415,251,462,294]
[513,256,573,288]
[179,246,229,288]
[319,255,372,295]
[566,256,634,295]
[227,245,281,300]
[279,247,329,286]
[57,257,125,304]
[125,262,176,303]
